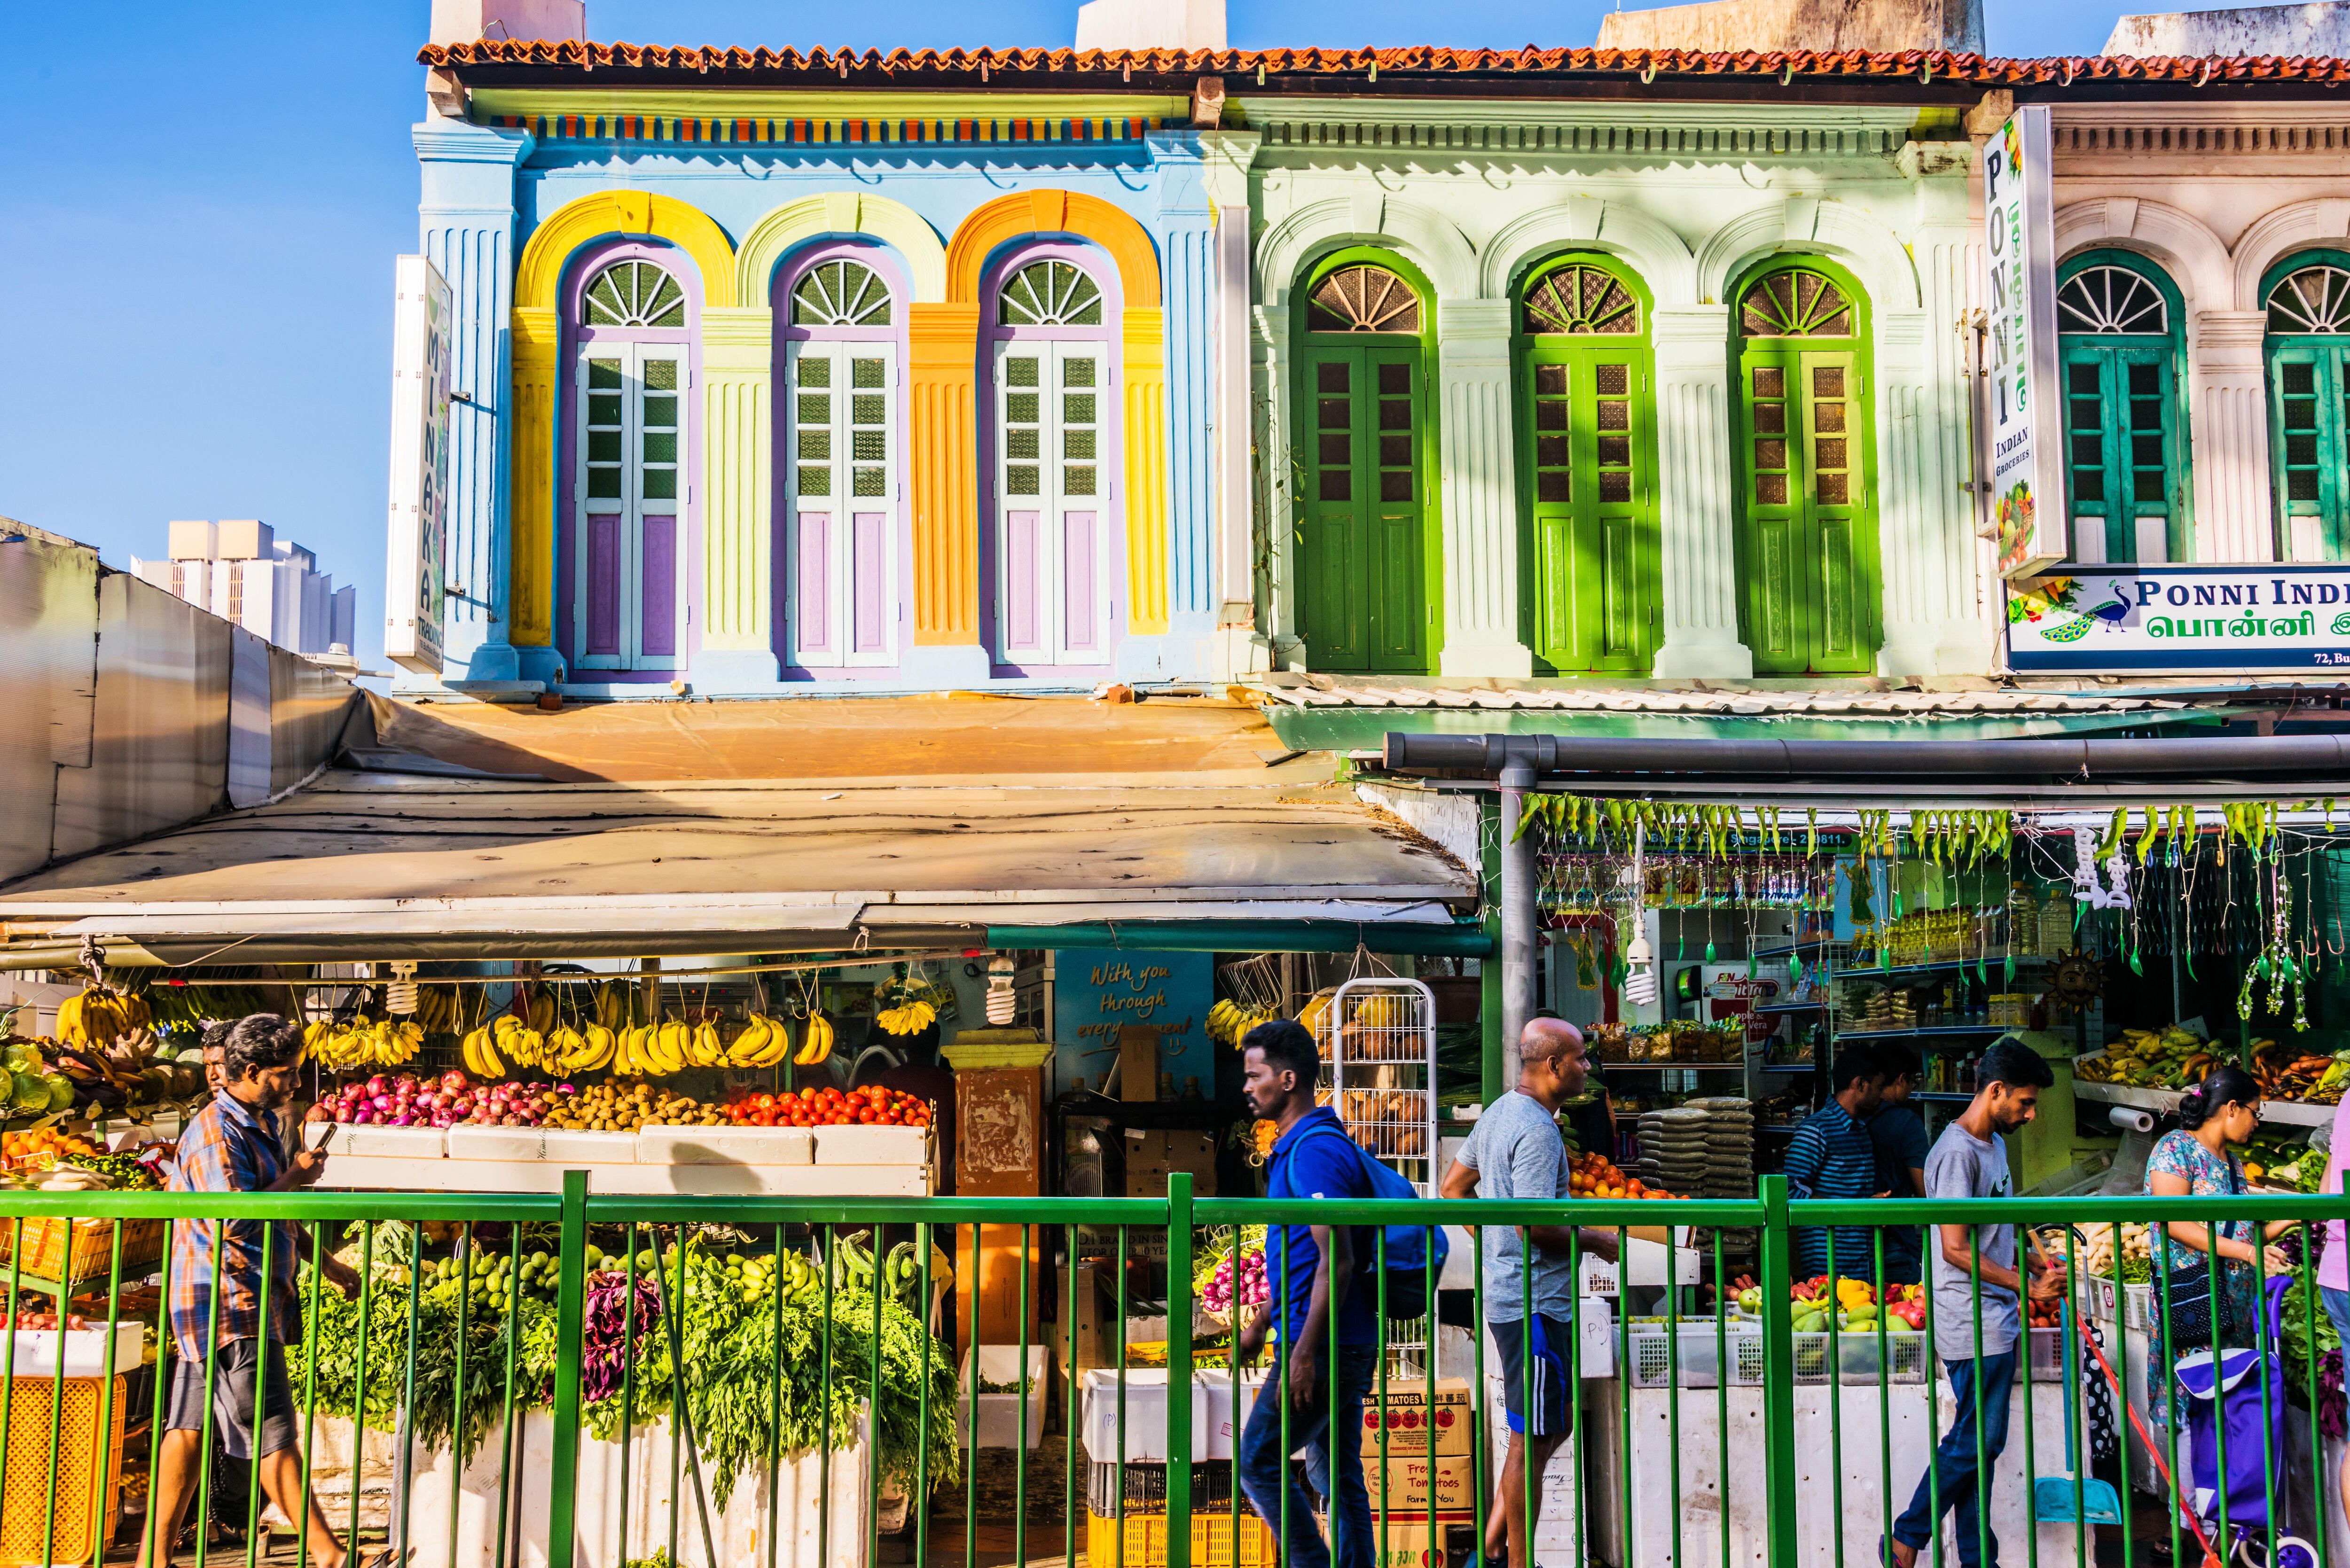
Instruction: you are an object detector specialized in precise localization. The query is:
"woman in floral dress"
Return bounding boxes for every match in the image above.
[2141,1064,2295,1363]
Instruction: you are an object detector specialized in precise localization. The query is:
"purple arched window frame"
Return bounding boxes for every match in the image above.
[556,240,704,682]
[980,241,1125,677]
[770,240,914,680]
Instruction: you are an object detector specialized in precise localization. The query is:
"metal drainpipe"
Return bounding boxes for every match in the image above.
[1498,758,1537,1086]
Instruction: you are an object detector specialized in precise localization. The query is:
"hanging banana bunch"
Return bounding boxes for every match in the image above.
[303,1016,425,1070]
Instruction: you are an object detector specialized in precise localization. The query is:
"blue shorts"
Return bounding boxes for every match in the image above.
[2321,1285,2350,1347]
[1490,1314,1574,1438]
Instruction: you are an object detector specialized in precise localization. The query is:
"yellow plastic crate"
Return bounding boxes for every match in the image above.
[1085,1508,1277,1568]
[0,1375,129,1566]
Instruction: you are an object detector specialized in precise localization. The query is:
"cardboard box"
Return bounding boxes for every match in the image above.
[1361,1377,1473,1457]
[1122,1129,1219,1197]
[1367,1454,1476,1514]
[1119,1025,1161,1101]
[1052,1261,1106,1376]
[1363,1516,1478,1568]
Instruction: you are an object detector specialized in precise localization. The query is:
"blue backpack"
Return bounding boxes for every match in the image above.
[1288,1121,1450,1321]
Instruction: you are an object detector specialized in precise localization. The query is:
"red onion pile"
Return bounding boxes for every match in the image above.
[321,1071,574,1129]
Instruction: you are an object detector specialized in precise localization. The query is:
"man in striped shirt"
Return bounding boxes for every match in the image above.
[1782,1047,1888,1281]
[144,1016,368,1568]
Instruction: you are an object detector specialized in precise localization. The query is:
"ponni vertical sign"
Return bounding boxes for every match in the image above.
[1981,106,2065,579]
[385,254,453,674]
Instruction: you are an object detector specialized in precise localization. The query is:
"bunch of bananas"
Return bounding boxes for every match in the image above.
[592,981,643,1032]
[723,1014,797,1069]
[794,1013,835,1067]
[1208,998,1277,1048]
[57,989,151,1048]
[402,985,465,1034]
[140,984,274,1030]
[304,1016,426,1070]
[875,999,937,1037]
[459,1011,558,1076]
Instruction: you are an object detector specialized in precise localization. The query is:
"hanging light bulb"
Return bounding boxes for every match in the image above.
[984,952,1018,1025]
[385,960,420,1016]
[1622,932,1659,1006]
[1621,819,1658,1006]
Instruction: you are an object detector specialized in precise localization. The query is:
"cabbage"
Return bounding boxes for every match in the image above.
[42,1075,73,1112]
[9,1072,50,1114]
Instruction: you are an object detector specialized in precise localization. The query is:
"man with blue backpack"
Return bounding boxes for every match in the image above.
[1233,1018,1384,1568]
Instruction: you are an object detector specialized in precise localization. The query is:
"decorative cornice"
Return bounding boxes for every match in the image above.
[413,123,536,165]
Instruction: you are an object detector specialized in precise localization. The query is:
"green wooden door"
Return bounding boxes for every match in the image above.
[1519,261,1656,673]
[2055,257,2186,564]
[1734,265,1880,675]
[1295,259,1434,674]
[2061,349,2180,563]
[2264,258,2350,562]
[2269,344,2350,562]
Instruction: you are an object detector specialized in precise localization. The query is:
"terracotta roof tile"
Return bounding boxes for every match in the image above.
[418,38,2350,86]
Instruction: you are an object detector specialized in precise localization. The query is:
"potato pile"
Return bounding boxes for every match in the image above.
[555,1080,723,1131]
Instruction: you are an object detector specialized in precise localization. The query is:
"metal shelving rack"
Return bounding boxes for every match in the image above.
[1314,975,1437,1377]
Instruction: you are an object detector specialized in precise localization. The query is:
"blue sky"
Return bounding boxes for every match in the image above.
[1,0,2119,669]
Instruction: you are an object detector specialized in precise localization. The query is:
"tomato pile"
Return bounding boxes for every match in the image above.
[725,1084,932,1128]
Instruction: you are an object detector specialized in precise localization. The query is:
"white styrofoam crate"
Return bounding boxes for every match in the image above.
[7,1322,143,1377]
[1078,1367,1269,1462]
[443,1126,638,1164]
[810,1124,929,1166]
[1623,1319,1762,1389]
[954,1344,1049,1450]
[1790,1327,1928,1385]
[2084,1274,2154,1332]
[637,1125,813,1166]
[320,1156,928,1196]
[307,1123,447,1159]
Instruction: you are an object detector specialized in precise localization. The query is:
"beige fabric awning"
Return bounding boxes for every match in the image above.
[0,766,1475,964]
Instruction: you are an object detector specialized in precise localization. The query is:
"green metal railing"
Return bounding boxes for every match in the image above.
[0,1181,2342,1568]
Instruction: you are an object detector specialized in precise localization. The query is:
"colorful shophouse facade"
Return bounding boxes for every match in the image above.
[409,34,2350,694]
[413,45,1229,694]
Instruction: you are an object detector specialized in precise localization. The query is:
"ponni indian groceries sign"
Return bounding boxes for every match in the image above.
[1981,107,2066,579]
[2007,564,2350,671]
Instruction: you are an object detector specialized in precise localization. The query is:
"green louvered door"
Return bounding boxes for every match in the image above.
[2270,345,2350,562]
[1740,350,1875,672]
[1525,348,1655,671]
[1299,343,1429,673]
[1735,264,1879,675]
[2060,350,2180,564]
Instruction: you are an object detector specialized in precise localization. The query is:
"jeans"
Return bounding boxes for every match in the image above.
[1238,1342,1377,1568]
[1894,1350,2019,1568]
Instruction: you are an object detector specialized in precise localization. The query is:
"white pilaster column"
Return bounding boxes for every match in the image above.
[1435,298,1535,679]
[414,121,533,686]
[1202,133,1262,679]
[2190,311,2276,563]
[1254,301,1301,669]
[1885,220,1994,675]
[690,304,779,691]
[1650,305,1753,679]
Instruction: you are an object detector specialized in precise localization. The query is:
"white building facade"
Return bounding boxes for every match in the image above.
[134,519,358,665]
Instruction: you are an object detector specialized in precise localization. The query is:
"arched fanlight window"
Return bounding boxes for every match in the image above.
[791,260,893,327]
[2268,265,2350,334]
[1522,265,1639,335]
[1307,265,1422,333]
[2056,251,2186,566]
[582,260,686,328]
[998,261,1104,327]
[2265,256,2350,561]
[1738,268,1854,338]
[2058,266,2169,335]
